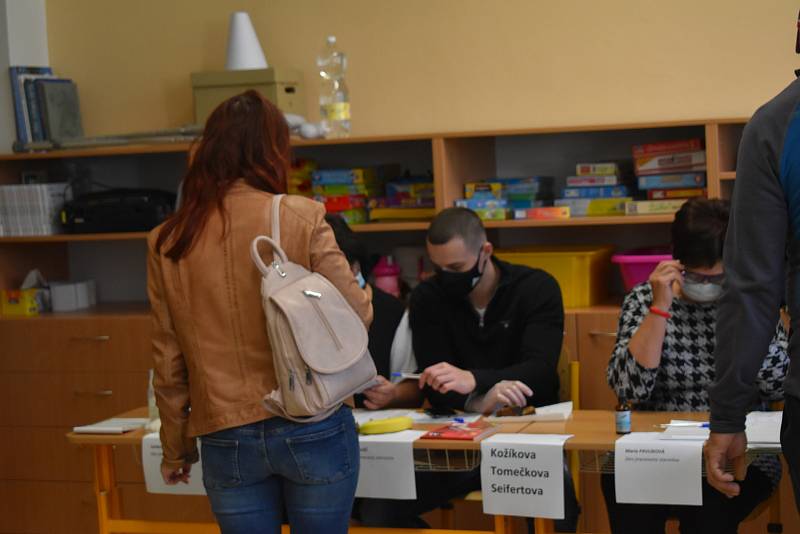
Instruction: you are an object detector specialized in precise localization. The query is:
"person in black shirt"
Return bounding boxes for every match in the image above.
[359,208,578,530]
[325,214,421,409]
[414,209,564,412]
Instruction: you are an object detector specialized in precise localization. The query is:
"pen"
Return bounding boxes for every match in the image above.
[658,422,710,428]
[391,372,422,380]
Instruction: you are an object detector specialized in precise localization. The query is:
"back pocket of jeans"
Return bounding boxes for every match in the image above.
[285,423,355,484]
[200,437,241,490]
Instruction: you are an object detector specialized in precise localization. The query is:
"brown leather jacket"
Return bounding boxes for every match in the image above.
[147,181,373,468]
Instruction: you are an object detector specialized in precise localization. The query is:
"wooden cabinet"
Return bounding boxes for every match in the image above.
[0,427,94,482]
[0,481,97,534]
[0,314,151,372]
[0,310,151,533]
[0,371,149,427]
[575,309,620,410]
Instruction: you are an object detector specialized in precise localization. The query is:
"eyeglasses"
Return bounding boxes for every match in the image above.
[683,271,725,284]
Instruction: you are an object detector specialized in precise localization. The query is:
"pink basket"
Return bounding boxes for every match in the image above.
[612,248,672,292]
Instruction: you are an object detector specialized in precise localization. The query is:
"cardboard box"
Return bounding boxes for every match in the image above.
[51,280,96,312]
[191,68,305,123]
[1,288,41,316]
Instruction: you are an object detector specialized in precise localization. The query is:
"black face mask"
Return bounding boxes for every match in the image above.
[435,252,486,299]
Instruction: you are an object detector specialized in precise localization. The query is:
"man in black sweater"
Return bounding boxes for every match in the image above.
[414,208,564,412]
[359,208,577,530]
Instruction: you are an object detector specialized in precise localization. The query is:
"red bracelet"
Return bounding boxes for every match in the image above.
[649,305,671,319]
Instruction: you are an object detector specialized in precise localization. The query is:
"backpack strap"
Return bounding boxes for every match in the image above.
[271,194,284,249]
[249,194,289,277]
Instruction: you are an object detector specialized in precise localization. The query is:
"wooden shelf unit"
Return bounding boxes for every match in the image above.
[0,117,748,292]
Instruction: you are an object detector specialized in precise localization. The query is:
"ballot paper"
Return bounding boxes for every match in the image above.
[658,420,710,441]
[408,411,483,424]
[746,411,782,448]
[615,432,703,506]
[484,401,573,424]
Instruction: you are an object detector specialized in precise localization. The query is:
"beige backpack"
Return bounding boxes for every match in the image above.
[250,194,377,422]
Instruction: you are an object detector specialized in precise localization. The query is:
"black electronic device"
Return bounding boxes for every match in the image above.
[61,188,176,233]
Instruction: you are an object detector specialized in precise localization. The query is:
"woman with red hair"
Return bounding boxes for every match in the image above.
[148,90,372,534]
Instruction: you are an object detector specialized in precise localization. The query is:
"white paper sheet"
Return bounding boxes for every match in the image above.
[408,412,483,424]
[485,401,573,423]
[746,411,782,446]
[142,432,206,495]
[355,430,426,500]
[73,417,149,434]
[480,434,572,519]
[658,419,710,441]
[615,432,703,506]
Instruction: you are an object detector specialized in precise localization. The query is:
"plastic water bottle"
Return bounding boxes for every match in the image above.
[317,35,351,138]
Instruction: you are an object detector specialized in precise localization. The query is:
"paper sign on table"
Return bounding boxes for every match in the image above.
[356,430,426,500]
[615,432,703,506]
[142,432,206,495]
[480,434,572,519]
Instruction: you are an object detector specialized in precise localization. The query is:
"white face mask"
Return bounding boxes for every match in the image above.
[682,280,723,303]
[356,271,366,289]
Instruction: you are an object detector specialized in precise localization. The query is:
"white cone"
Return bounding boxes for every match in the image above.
[225,11,268,70]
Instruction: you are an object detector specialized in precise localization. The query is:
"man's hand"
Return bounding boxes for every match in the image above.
[419,362,476,395]
[471,380,533,414]
[161,463,192,485]
[363,375,397,410]
[705,431,748,498]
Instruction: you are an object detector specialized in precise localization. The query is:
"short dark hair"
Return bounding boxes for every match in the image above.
[427,208,487,251]
[325,214,369,272]
[671,198,730,268]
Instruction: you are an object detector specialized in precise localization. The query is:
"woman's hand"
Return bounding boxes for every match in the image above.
[649,260,684,310]
[161,463,192,485]
[363,375,397,410]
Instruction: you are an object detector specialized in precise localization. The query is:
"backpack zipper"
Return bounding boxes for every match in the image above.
[305,292,344,350]
[288,369,295,391]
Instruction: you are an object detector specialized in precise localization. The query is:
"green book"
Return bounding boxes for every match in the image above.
[36,78,84,140]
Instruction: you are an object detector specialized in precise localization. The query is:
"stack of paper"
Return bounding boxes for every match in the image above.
[0,183,70,236]
[73,417,149,434]
[485,401,573,423]
[746,411,782,448]
[658,420,709,441]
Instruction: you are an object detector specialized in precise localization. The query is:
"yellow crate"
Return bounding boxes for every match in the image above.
[494,245,613,308]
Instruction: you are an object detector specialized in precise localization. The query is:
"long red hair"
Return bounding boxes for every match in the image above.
[157,90,290,260]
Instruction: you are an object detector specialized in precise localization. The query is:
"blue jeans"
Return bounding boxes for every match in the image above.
[200,405,359,534]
